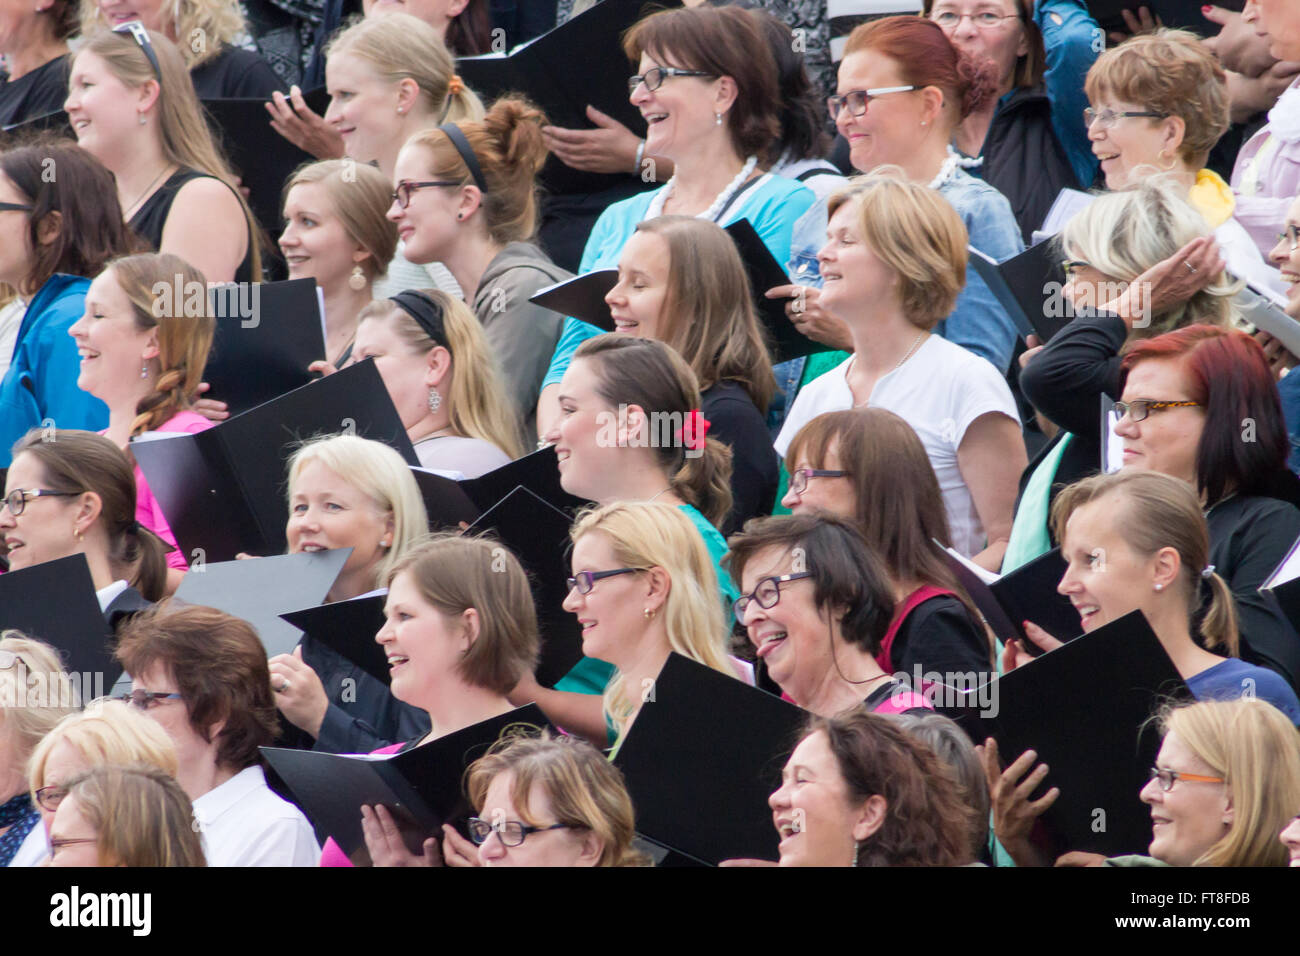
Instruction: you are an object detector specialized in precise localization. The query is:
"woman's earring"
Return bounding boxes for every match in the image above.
[348,264,367,291]
[74,525,84,543]
[643,606,657,620]
[427,388,442,412]
[140,361,149,379]
[851,839,861,867]
[1158,148,1176,171]
[1154,583,1165,592]
[138,112,146,126]
[715,112,723,126]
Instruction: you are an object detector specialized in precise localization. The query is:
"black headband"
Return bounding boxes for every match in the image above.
[389,291,449,349]
[438,123,488,193]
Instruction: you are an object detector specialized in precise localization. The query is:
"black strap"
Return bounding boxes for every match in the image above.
[712,171,766,222]
[390,291,449,348]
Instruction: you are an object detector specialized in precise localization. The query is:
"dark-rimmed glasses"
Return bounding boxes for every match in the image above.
[1148,767,1224,792]
[116,689,184,710]
[827,86,917,120]
[566,568,646,594]
[1083,107,1167,131]
[113,21,162,83]
[734,572,814,622]
[627,66,715,95]
[0,202,33,214]
[1061,259,1091,277]
[788,468,848,495]
[2,488,79,516]
[467,816,579,847]
[391,180,460,209]
[1113,399,1202,423]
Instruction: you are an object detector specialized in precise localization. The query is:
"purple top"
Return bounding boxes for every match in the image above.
[1230,77,1300,260]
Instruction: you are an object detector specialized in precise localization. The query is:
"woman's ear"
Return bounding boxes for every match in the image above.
[619,403,648,447]
[576,830,605,866]
[644,565,671,615]
[920,85,945,126]
[424,345,452,389]
[395,77,420,116]
[1151,545,1181,593]
[851,793,888,844]
[713,75,739,117]
[457,185,484,223]
[446,0,470,16]
[1161,115,1187,157]
[35,210,62,247]
[137,77,161,117]
[75,490,105,534]
[142,328,161,362]
[459,606,481,652]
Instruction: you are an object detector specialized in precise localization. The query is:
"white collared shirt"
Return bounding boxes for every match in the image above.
[192,766,319,867]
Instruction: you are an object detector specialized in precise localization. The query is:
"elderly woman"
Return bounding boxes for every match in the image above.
[775,173,1025,570]
[47,764,205,867]
[727,512,931,717]
[0,633,80,867]
[0,0,76,126]
[115,603,320,866]
[1085,28,1280,294]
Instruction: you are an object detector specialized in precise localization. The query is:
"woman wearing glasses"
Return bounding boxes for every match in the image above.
[0,0,76,127]
[46,764,206,867]
[115,603,320,866]
[68,253,215,590]
[780,409,993,688]
[80,0,284,98]
[1009,180,1238,569]
[0,143,132,465]
[775,173,1025,572]
[506,501,742,751]
[1274,199,1300,319]
[65,27,262,284]
[1084,29,1279,294]
[2,429,171,618]
[388,97,571,433]
[925,0,1100,240]
[773,16,1024,382]
[0,633,79,868]
[989,696,1300,867]
[535,4,815,437]
[603,215,778,534]
[319,534,539,867]
[727,511,932,717]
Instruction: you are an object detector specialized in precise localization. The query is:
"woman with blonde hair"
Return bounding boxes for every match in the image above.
[48,764,206,867]
[0,633,80,867]
[65,27,263,283]
[605,215,777,533]
[282,159,398,370]
[267,434,430,753]
[775,172,1026,572]
[69,253,215,587]
[389,96,570,431]
[465,731,651,867]
[80,0,283,98]
[510,501,742,749]
[322,533,539,866]
[28,700,178,840]
[348,291,522,474]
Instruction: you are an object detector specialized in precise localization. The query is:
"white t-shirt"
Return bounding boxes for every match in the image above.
[192,765,319,867]
[775,335,1019,557]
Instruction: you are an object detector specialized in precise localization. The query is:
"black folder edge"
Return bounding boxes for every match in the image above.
[968,240,1072,343]
[280,592,390,686]
[528,270,618,331]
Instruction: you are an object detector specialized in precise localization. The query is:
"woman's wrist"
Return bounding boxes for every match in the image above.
[632,139,646,176]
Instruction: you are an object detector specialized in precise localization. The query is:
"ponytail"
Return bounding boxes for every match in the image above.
[127,524,170,603]
[1200,571,1240,657]
[671,437,733,530]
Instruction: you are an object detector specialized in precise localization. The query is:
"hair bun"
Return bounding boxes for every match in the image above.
[954,50,999,118]
[484,96,549,176]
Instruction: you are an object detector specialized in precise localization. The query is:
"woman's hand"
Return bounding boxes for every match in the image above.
[718,858,779,867]
[507,669,544,708]
[765,283,853,351]
[1055,851,1107,867]
[308,359,339,377]
[1107,5,1160,44]
[1204,6,1280,77]
[977,738,1059,868]
[361,805,440,867]
[440,823,481,867]
[1018,334,1043,370]
[1001,623,1062,672]
[192,382,230,422]
[1105,237,1223,327]
[268,645,330,738]
[265,86,345,160]
[541,106,645,175]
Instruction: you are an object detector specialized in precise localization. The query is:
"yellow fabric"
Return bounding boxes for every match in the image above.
[1187,168,1236,230]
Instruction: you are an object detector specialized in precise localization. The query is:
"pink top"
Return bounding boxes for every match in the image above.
[117,410,213,571]
[1231,76,1300,259]
[319,742,406,868]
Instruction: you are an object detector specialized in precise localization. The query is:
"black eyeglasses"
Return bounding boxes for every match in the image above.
[788,468,848,495]
[566,567,646,595]
[1277,224,1300,253]
[827,86,917,120]
[34,785,67,814]
[734,571,814,622]
[628,66,715,95]
[1113,399,1202,423]
[0,202,33,214]
[467,816,578,847]
[116,689,184,710]
[1061,259,1091,277]
[2,488,79,516]
[1148,767,1224,792]
[1083,107,1167,131]
[391,180,460,209]
[113,21,162,84]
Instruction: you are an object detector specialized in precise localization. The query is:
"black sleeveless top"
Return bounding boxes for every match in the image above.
[128,167,256,283]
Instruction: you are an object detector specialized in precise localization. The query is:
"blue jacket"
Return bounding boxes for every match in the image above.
[0,274,108,466]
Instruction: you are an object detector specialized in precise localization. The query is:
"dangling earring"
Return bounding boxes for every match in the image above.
[1158,148,1176,172]
[140,361,150,379]
[74,526,84,543]
[138,112,146,126]
[427,388,441,412]
[715,112,723,126]
[348,264,366,291]
[851,839,861,867]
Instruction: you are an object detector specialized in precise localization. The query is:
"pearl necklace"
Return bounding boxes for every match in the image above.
[645,155,759,222]
[927,149,961,190]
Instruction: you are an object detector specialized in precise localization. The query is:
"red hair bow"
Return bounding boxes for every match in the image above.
[677,410,711,451]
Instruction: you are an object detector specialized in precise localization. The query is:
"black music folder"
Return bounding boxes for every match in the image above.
[412,445,588,530]
[281,591,390,686]
[0,554,117,685]
[261,703,551,865]
[131,359,417,562]
[940,544,1081,654]
[969,239,1072,343]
